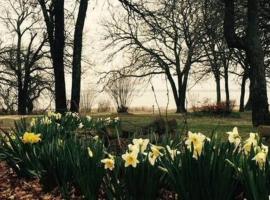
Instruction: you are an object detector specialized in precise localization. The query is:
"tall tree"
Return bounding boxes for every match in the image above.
[70,0,89,112]
[0,0,52,114]
[37,0,67,113]
[223,0,269,126]
[105,0,204,113]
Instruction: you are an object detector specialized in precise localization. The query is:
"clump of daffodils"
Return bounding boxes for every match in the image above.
[41,116,52,125]
[47,111,62,120]
[227,127,241,147]
[122,138,149,168]
[22,132,41,144]
[185,132,208,160]
[101,154,115,170]
[253,144,268,169]
[243,133,258,155]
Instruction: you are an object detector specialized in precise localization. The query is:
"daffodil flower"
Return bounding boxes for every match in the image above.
[185,131,206,159]
[22,132,42,144]
[132,138,149,153]
[243,133,258,155]
[101,158,115,170]
[227,127,241,146]
[122,151,139,168]
[253,151,267,169]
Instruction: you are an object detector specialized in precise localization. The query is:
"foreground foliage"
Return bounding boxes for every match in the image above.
[0,112,269,200]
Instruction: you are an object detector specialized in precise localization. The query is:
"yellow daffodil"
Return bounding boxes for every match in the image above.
[41,116,52,125]
[128,144,140,154]
[261,144,269,154]
[243,133,258,155]
[150,144,164,157]
[253,151,267,169]
[101,158,115,170]
[22,132,41,144]
[227,127,241,146]
[30,118,37,127]
[47,111,62,120]
[132,138,149,153]
[185,132,206,159]
[122,151,139,168]
[87,147,93,158]
[166,145,179,160]
[148,152,157,166]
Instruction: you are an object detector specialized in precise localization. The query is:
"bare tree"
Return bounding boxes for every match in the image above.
[104,0,205,113]
[80,85,97,114]
[105,70,138,113]
[0,0,53,114]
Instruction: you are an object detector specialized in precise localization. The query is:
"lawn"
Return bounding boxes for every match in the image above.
[89,112,255,138]
[0,112,254,138]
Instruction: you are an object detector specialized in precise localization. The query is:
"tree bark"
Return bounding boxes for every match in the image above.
[38,0,67,113]
[214,74,221,104]
[246,0,269,126]
[70,0,89,112]
[224,65,230,111]
[244,89,252,111]
[223,0,270,126]
[18,87,27,115]
[239,72,248,112]
[53,0,67,113]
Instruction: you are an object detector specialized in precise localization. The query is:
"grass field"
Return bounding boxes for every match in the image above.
[0,112,255,139]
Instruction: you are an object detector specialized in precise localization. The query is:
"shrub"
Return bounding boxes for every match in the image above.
[192,100,236,116]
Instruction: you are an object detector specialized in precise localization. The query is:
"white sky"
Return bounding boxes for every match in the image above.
[72,0,250,110]
[0,0,254,110]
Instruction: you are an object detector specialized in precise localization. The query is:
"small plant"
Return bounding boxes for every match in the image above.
[161,131,241,200]
[105,138,166,200]
[68,137,105,199]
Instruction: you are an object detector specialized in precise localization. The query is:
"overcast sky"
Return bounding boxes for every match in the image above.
[73,0,249,110]
[0,0,252,110]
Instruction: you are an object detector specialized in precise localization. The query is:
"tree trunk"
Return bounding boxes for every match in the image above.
[247,0,269,126]
[244,90,252,111]
[53,0,67,113]
[239,73,248,112]
[224,66,230,111]
[214,74,221,104]
[18,87,27,115]
[70,0,89,112]
[223,0,270,126]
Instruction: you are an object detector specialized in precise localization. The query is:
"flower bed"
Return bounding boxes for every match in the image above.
[0,112,269,200]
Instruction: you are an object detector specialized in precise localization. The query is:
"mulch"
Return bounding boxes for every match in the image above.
[0,162,63,200]
[0,161,176,200]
